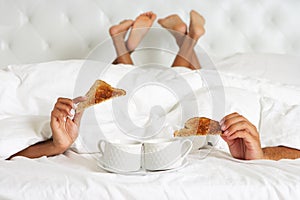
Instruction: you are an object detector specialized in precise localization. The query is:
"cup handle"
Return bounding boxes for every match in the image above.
[180,139,193,159]
[98,140,106,155]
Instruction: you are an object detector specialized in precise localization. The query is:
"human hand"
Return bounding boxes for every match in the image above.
[50,96,87,152]
[220,112,263,160]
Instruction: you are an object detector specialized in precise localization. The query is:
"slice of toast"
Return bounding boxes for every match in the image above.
[174,117,222,137]
[76,80,126,113]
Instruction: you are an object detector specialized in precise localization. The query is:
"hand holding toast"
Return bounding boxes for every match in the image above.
[50,96,87,152]
[220,112,263,160]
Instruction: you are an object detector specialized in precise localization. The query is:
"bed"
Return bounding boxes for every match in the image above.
[1,0,300,199]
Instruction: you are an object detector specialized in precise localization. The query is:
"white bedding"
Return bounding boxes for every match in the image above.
[1,149,300,200]
[1,53,300,199]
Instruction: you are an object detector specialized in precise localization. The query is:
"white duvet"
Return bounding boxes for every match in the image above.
[0,53,300,199]
[1,149,300,200]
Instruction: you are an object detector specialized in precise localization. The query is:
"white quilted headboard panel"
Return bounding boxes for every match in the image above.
[0,0,300,68]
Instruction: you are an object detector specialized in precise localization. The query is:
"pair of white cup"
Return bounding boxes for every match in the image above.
[98,138,192,172]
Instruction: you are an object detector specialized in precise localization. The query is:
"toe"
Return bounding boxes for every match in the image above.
[109,26,118,36]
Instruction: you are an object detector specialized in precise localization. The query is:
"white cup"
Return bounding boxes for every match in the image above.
[184,136,207,152]
[98,139,142,172]
[143,138,192,171]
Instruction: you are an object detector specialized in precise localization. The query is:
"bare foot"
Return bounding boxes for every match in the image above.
[158,14,187,46]
[109,19,134,38]
[189,10,205,40]
[158,14,187,35]
[126,12,157,52]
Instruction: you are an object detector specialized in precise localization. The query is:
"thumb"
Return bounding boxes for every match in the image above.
[73,110,84,126]
[72,96,87,126]
[73,96,88,104]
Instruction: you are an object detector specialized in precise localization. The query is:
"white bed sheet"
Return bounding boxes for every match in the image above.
[1,148,300,200]
[1,53,300,199]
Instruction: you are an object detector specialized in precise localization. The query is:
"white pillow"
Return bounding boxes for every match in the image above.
[0,68,19,120]
[216,53,300,87]
[216,53,300,105]
[219,72,300,106]
[259,97,300,150]
[3,60,84,117]
[0,116,51,159]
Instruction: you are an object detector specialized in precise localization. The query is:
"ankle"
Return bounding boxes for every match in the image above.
[189,27,205,40]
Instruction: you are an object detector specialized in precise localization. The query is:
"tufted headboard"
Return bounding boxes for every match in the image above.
[0,0,299,68]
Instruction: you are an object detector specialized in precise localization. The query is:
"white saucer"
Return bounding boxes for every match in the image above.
[97,158,188,175]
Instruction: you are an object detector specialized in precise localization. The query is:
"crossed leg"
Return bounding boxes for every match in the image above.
[158,10,205,70]
[109,10,205,70]
[109,20,134,65]
[109,12,157,65]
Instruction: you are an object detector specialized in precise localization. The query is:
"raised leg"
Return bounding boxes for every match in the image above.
[110,12,157,65]
[109,20,134,64]
[171,36,198,70]
[158,10,205,70]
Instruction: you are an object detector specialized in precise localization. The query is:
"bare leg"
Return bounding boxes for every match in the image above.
[158,10,205,70]
[158,14,201,69]
[176,10,205,69]
[126,12,157,52]
[188,10,205,69]
[110,12,157,65]
[172,11,205,70]
[171,36,197,70]
[109,20,134,64]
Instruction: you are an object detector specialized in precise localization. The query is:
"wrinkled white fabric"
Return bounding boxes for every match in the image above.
[0,149,300,200]
[1,54,300,156]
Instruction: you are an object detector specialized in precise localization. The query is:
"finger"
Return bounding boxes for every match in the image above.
[73,111,84,126]
[227,130,252,141]
[55,102,73,116]
[55,97,75,112]
[50,110,59,123]
[53,102,72,116]
[223,121,257,137]
[73,96,88,105]
[226,130,260,147]
[51,109,66,123]
[220,112,240,124]
[57,97,74,106]
[221,115,249,131]
[220,134,231,144]
[53,102,74,122]
[220,135,239,150]
[51,109,65,118]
